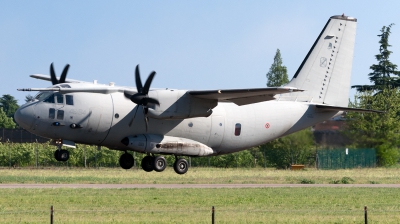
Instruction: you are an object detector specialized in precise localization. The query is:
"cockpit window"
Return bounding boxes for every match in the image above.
[43,94,55,103]
[35,92,53,101]
[49,108,55,119]
[55,93,63,104]
[66,95,73,105]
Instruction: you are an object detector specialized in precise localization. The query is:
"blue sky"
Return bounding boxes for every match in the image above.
[1,0,400,104]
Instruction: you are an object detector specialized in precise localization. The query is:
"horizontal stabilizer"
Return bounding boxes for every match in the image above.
[315,104,385,113]
[189,87,303,106]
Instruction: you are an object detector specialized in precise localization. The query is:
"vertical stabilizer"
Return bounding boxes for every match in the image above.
[284,15,357,107]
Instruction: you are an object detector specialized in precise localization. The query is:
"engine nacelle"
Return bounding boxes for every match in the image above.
[147,90,217,119]
[121,134,215,156]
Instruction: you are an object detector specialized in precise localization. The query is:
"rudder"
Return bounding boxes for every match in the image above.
[284,15,357,107]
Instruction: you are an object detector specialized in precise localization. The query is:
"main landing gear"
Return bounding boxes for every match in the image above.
[118,153,189,175]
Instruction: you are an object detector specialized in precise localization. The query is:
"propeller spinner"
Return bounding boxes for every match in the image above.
[124,65,160,130]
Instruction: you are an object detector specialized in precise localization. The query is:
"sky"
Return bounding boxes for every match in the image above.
[1,0,400,105]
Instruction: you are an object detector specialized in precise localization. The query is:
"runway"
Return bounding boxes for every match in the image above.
[1,184,400,189]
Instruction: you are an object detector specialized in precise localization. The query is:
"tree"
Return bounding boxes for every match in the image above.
[260,129,315,169]
[352,24,400,92]
[0,94,19,118]
[25,94,35,103]
[266,49,289,87]
[0,107,16,129]
[345,89,400,166]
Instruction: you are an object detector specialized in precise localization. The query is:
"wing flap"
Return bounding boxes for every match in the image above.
[189,87,303,105]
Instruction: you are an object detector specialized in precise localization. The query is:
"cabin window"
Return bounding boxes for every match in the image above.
[66,95,74,105]
[44,94,55,103]
[234,123,241,136]
[49,108,55,119]
[55,93,63,104]
[57,110,64,120]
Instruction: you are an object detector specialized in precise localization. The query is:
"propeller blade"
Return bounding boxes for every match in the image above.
[142,71,156,95]
[135,65,143,93]
[59,64,70,83]
[145,97,160,106]
[124,91,134,99]
[50,63,59,85]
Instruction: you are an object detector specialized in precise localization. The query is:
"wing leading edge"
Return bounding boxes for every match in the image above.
[189,87,303,106]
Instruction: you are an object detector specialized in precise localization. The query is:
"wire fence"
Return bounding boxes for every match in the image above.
[1,205,395,224]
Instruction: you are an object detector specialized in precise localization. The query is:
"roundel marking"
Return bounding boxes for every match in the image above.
[265,123,270,129]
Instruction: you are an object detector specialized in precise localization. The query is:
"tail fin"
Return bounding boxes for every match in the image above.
[284,15,357,107]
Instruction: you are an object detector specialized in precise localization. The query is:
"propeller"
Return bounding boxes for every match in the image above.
[50,63,70,85]
[124,65,160,131]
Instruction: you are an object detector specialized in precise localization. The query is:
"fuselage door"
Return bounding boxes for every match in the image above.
[207,115,225,148]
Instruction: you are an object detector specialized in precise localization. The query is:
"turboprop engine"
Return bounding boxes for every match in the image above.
[120,134,215,156]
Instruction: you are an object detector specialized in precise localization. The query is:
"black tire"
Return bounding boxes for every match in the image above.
[173,158,188,175]
[54,150,61,161]
[141,156,154,172]
[153,156,167,172]
[119,153,134,169]
[59,150,70,162]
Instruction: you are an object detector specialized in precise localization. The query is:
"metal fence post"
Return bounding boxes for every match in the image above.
[364,206,368,224]
[211,206,215,224]
[50,205,54,224]
[35,139,38,168]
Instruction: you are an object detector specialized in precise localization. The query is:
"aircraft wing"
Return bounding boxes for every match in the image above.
[315,105,385,113]
[30,74,85,83]
[189,87,303,106]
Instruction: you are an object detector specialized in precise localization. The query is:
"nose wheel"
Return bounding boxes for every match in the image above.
[54,149,69,162]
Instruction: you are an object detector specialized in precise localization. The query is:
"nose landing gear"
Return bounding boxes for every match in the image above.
[54,149,70,162]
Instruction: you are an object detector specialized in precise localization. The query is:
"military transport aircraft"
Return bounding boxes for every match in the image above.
[15,15,379,174]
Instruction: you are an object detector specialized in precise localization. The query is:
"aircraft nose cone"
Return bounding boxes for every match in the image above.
[14,104,35,130]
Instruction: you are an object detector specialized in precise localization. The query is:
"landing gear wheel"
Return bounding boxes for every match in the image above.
[119,153,134,169]
[54,150,69,162]
[59,150,69,162]
[153,156,167,172]
[54,150,61,161]
[141,156,154,172]
[173,158,188,175]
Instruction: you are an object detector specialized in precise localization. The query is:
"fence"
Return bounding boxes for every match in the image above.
[1,128,48,143]
[317,148,376,169]
[2,205,374,224]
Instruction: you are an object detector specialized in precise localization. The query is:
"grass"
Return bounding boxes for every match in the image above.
[1,167,400,184]
[1,167,400,223]
[1,187,400,223]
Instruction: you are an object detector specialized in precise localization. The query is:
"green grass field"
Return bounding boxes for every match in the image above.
[1,167,400,223]
[1,167,400,184]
